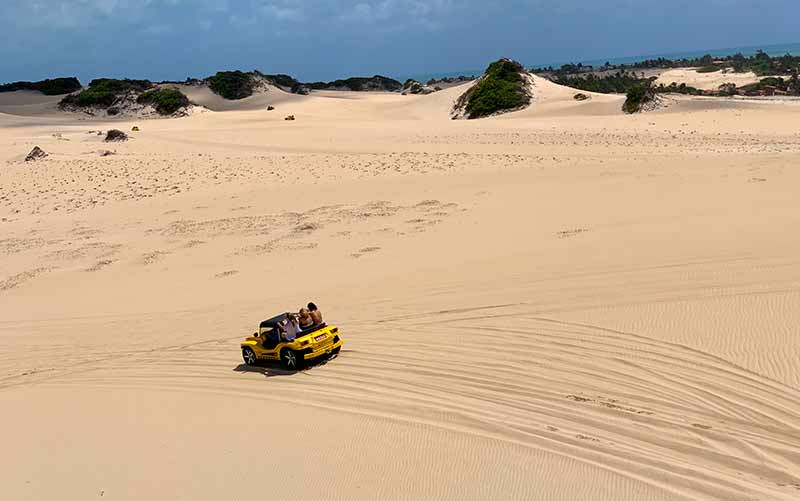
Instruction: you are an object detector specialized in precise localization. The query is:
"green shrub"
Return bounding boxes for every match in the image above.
[655,82,701,95]
[207,71,254,99]
[758,77,785,87]
[464,59,529,119]
[696,65,721,73]
[306,75,402,91]
[623,83,656,113]
[553,70,648,94]
[737,76,799,95]
[265,74,300,88]
[0,77,82,95]
[137,87,190,115]
[60,79,152,108]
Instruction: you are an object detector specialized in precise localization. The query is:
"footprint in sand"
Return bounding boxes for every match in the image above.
[557,228,589,239]
[283,242,318,251]
[566,394,592,402]
[351,246,381,259]
[141,251,170,265]
[215,270,239,278]
[0,267,52,291]
[182,239,206,249]
[86,259,115,272]
[294,222,322,232]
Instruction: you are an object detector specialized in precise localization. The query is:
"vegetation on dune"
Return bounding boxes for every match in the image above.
[738,74,800,95]
[260,73,310,94]
[0,77,82,95]
[554,71,647,94]
[653,82,701,95]
[461,59,530,119]
[745,51,799,76]
[538,50,800,80]
[401,79,437,95]
[622,83,657,114]
[205,70,400,95]
[59,78,153,108]
[557,66,800,99]
[137,87,190,115]
[263,73,300,88]
[207,71,255,100]
[555,70,703,98]
[307,75,402,92]
[426,75,476,86]
[58,78,190,115]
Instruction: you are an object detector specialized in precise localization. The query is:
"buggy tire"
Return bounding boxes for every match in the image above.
[331,347,341,356]
[242,347,257,366]
[280,348,302,370]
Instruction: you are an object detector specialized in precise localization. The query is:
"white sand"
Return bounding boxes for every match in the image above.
[655,68,765,90]
[1,78,800,500]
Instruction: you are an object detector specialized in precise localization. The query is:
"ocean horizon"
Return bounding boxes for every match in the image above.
[401,41,800,83]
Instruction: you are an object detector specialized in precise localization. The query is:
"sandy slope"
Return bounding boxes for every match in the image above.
[0,90,65,117]
[2,78,800,501]
[176,82,306,112]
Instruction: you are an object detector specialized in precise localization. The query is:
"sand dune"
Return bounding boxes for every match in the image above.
[0,90,65,117]
[1,78,800,500]
[655,68,765,91]
[176,82,306,112]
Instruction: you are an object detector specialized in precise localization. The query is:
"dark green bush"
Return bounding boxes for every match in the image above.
[265,74,300,88]
[0,77,82,95]
[738,76,799,95]
[137,87,190,115]
[87,78,152,91]
[207,71,254,99]
[554,71,647,94]
[306,75,402,91]
[60,79,152,108]
[758,76,785,87]
[654,82,701,95]
[464,59,529,119]
[623,83,656,113]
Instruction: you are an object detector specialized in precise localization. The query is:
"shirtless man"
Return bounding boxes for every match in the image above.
[307,302,323,325]
[297,308,314,330]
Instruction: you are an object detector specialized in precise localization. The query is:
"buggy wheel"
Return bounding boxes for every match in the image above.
[331,347,341,356]
[242,347,257,366]
[280,348,302,370]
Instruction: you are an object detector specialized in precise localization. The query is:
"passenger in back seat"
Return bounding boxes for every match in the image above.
[298,308,314,330]
[308,302,323,325]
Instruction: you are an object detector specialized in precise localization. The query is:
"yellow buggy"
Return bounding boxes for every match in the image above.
[241,313,343,370]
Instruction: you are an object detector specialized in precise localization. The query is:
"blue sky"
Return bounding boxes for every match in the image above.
[1,0,798,83]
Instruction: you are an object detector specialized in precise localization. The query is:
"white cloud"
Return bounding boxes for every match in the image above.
[261,3,304,21]
[6,0,232,29]
[337,0,453,27]
[6,0,453,31]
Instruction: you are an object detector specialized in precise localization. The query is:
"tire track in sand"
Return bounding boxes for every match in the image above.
[34,304,800,500]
